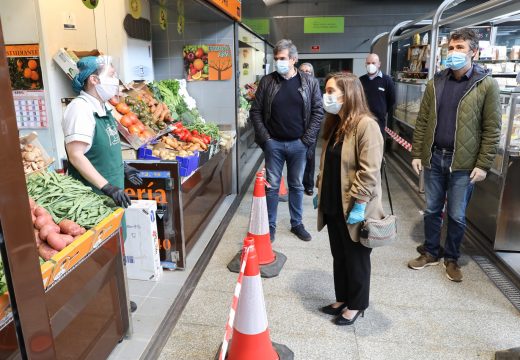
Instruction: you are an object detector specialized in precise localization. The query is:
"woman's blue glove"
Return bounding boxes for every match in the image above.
[313,195,318,209]
[347,202,366,224]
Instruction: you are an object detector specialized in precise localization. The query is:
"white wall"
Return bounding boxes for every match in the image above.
[0,0,154,165]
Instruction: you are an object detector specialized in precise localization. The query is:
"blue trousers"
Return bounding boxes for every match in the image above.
[264,139,308,228]
[423,149,474,261]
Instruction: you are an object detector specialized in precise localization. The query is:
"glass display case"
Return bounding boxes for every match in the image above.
[393,81,425,128]
[237,26,269,192]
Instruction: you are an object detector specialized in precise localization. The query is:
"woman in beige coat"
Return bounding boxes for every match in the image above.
[316,72,384,325]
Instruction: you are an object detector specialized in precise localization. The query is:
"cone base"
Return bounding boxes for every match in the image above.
[215,341,294,360]
[227,251,287,278]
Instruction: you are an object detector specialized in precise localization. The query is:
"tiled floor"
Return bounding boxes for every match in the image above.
[107,196,236,360]
[157,155,520,360]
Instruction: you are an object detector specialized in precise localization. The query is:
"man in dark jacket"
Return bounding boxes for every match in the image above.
[250,39,323,242]
[359,53,395,136]
[408,29,501,282]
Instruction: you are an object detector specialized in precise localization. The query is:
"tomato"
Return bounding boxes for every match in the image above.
[108,97,119,106]
[127,112,139,124]
[116,103,130,115]
[120,114,134,128]
[192,129,199,135]
[135,121,146,132]
[128,125,141,136]
[141,130,154,139]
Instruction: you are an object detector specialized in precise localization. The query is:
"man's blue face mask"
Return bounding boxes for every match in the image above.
[446,51,472,71]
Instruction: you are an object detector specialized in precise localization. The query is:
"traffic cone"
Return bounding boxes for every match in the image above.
[218,243,294,360]
[278,176,288,202]
[227,172,287,278]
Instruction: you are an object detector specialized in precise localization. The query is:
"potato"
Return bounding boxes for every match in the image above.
[38,242,58,261]
[34,206,49,217]
[47,233,71,251]
[39,223,60,241]
[34,214,54,230]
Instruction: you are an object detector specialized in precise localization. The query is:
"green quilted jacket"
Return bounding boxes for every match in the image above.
[411,65,501,171]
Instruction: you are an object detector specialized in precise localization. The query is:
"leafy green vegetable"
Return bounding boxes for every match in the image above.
[27,171,116,229]
[155,80,189,117]
[0,258,7,294]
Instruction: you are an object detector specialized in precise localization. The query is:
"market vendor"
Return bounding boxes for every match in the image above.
[62,56,141,313]
[62,56,142,206]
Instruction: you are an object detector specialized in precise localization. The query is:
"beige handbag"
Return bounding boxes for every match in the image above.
[359,158,397,248]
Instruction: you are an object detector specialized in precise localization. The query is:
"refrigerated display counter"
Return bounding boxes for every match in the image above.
[467,90,520,251]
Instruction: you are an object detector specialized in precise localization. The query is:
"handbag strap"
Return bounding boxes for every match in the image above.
[354,126,394,216]
[382,157,394,215]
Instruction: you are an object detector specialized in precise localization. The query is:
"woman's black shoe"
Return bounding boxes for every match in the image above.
[320,303,348,316]
[304,189,314,196]
[334,310,364,326]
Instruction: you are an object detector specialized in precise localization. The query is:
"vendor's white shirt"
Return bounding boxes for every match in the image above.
[62,91,107,153]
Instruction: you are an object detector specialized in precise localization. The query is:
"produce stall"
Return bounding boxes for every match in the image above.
[0,24,129,358]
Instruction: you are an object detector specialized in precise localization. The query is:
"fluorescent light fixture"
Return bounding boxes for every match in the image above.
[262,0,286,6]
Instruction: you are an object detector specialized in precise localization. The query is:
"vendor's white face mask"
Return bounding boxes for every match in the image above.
[95,75,119,101]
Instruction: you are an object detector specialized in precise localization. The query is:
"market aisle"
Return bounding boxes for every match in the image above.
[158,149,520,360]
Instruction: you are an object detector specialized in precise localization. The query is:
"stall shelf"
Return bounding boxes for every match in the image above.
[0,23,129,358]
[125,143,233,270]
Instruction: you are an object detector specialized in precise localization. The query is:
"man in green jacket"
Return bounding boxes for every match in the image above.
[407,28,501,282]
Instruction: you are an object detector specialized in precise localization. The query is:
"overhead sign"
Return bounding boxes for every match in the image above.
[311,45,320,53]
[206,0,241,21]
[243,18,270,35]
[304,17,344,34]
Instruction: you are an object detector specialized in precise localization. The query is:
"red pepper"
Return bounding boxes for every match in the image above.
[192,129,199,136]
[186,134,193,142]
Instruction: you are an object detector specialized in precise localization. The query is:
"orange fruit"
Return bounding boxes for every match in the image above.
[23,68,32,79]
[28,59,38,70]
[193,58,204,71]
[192,71,202,80]
[30,71,39,81]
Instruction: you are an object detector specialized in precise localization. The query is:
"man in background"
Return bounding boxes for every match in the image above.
[359,53,396,136]
[299,62,319,196]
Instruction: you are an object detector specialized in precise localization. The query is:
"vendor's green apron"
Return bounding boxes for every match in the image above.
[67,99,127,239]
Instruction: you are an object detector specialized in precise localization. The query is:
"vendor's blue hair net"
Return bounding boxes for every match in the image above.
[71,56,99,94]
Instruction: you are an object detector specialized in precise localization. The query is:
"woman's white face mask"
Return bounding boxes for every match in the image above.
[323,93,343,114]
[95,75,119,101]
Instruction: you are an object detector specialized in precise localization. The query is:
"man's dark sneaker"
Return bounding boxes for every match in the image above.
[269,226,276,243]
[408,254,440,270]
[304,189,314,196]
[291,224,312,241]
[416,243,445,258]
[130,301,137,313]
[444,260,463,282]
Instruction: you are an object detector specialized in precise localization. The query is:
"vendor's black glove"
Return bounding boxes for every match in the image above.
[101,183,132,208]
[124,163,143,186]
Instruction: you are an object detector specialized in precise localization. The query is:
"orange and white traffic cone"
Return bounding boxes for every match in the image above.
[228,172,287,278]
[278,176,288,202]
[218,242,293,360]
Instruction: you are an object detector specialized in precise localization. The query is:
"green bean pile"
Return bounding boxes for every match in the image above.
[26,171,116,229]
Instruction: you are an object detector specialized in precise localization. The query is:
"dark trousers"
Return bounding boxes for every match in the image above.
[325,212,372,310]
[302,142,316,190]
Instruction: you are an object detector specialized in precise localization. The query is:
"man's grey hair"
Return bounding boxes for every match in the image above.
[274,39,298,61]
[299,62,314,76]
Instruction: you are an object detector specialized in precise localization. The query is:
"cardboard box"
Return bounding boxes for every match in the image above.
[53,48,80,80]
[124,200,162,281]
